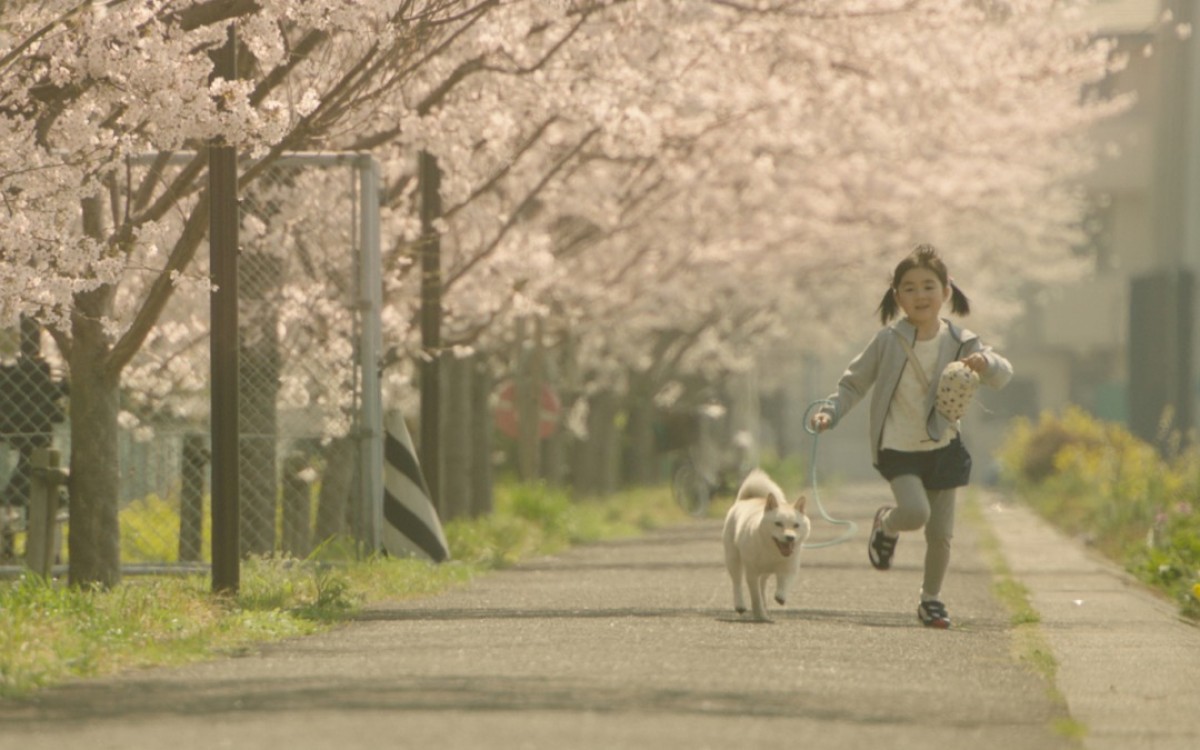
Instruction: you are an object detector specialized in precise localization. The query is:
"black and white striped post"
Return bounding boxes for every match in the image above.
[381,413,449,562]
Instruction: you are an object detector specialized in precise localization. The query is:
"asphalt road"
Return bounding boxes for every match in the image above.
[1,482,1196,749]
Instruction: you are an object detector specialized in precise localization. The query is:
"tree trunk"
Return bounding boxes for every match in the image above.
[570,390,619,498]
[66,358,122,587]
[514,319,543,482]
[66,197,123,588]
[624,369,659,486]
[540,414,566,486]
[441,353,472,521]
[541,338,574,487]
[568,416,592,496]
[591,390,620,495]
[470,359,494,516]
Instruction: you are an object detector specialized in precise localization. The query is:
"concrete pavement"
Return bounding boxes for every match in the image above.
[0,482,1196,749]
[983,492,1200,750]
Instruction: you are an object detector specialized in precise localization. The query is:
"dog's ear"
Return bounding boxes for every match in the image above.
[765,493,779,510]
[794,495,807,513]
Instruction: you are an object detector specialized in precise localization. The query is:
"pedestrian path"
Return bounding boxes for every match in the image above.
[0,483,1195,749]
[983,490,1200,750]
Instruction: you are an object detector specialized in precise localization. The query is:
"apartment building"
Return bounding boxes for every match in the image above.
[1011,0,1198,446]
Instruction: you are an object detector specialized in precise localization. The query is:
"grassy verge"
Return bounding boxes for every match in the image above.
[963,495,1087,743]
[1,482,687,699]
[997,407,1200,621]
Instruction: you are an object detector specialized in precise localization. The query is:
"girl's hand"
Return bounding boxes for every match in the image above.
[961,352,988,374]
[810,412,832,433]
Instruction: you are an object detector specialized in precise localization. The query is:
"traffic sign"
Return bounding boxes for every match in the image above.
[494,380,560,439]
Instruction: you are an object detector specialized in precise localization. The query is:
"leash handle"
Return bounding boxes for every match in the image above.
[800,399,858,549]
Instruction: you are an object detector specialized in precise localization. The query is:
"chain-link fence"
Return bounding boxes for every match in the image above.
[0,318,70,562]
[1,153,383,572]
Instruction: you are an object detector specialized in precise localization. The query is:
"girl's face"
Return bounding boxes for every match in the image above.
[893,267,950,327]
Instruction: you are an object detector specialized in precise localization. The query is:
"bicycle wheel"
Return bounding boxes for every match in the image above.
[671,461,710,517]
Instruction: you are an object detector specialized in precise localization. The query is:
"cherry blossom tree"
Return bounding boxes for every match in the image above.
[385,0,1122,444]
[0,0,541,584]
[0,0,1121,585]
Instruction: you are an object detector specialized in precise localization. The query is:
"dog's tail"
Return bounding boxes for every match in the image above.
[736,468,783,502]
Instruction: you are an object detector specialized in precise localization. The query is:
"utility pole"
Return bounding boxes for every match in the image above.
[418,151,442,508]
[210,23,240,593]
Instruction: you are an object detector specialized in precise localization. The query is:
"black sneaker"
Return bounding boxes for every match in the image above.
[868,506,897,570]
[917,600,951,629]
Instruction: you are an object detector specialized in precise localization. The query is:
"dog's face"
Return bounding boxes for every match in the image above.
[763,493,807,558]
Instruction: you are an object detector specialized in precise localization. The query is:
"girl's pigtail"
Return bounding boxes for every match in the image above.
[949,281,971,316]
[876,287,899,325]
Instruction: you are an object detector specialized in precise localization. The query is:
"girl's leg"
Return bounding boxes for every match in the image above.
[883,475,931,535]
[870,474,932,571]
[921,488,957,599]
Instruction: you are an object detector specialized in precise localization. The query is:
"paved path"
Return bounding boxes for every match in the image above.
[984,494,1200,750]
[1,483,1197,749]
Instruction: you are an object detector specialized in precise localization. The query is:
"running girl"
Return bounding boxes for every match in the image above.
[809,245,1012,628]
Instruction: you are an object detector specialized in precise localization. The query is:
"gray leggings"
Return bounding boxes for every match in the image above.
[883,475,956,599]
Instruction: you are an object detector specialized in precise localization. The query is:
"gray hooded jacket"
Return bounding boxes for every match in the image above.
[818,318,1013,466]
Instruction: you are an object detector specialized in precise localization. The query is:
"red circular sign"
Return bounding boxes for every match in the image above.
[495,380,560,439]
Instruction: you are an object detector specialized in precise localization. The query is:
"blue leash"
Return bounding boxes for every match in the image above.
[800,399,858,549]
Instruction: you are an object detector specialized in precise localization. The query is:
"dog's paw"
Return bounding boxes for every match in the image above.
[735,607,747,615]
[774,595,786,605]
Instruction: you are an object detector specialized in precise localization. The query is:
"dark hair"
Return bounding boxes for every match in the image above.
[876,244,970,325]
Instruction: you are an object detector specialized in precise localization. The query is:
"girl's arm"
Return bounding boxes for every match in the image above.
[817,330,885,429]
[961,341,1013,390]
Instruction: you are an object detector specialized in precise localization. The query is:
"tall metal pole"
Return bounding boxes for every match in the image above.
[210,24,240,594]
[418,151,442,507]
[357,155,384,554]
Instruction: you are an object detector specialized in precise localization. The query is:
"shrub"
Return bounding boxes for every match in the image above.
[999,408,1200,619]
[999,407,1115,487]
[1127,504,1200,620]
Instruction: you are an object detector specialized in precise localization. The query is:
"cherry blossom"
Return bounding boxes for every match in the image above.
[0,0,1122,585]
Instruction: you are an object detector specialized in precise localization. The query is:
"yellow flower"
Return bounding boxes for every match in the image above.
[1193,582,1200,601]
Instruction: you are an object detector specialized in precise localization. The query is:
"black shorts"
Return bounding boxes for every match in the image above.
[875,437,972,490]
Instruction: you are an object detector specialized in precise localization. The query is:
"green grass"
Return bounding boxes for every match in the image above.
[1,481,687,699]
[998,407,1200,620]
[0,571,318,697]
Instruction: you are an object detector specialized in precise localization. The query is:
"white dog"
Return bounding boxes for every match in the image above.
[722,468,810,622]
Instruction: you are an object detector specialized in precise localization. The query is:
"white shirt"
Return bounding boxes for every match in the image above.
[882,322,953,452]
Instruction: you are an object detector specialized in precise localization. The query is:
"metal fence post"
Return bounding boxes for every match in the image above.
[26,447,67,577]
[358,154,384,555]
[97,150,381,573]
[210,23,240,593]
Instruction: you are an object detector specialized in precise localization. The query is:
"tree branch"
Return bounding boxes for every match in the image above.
[443,128,599,294]
[0,1,93,76]
[171,0,263,31]
[108,186,211,373]
[441,115,558,218]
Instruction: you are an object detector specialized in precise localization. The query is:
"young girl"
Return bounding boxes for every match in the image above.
[809,245,1012,629]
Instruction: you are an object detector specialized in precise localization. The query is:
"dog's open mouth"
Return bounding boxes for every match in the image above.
[775,538,796,557]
